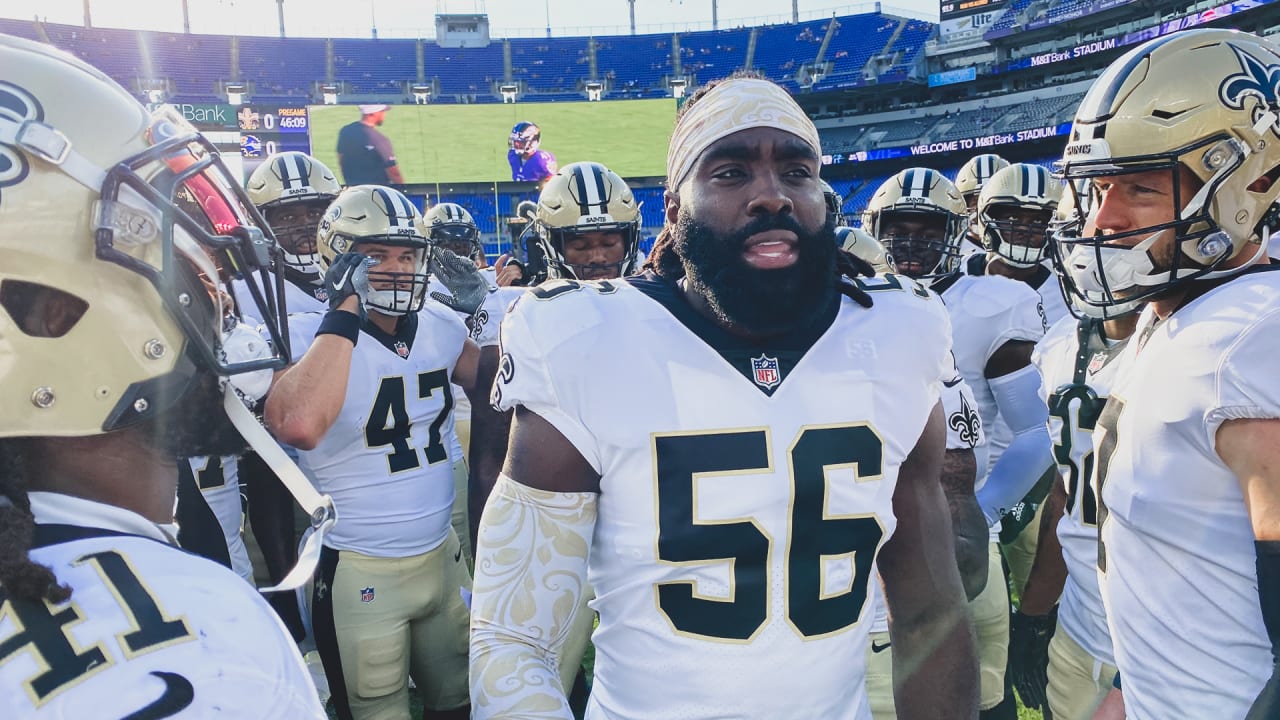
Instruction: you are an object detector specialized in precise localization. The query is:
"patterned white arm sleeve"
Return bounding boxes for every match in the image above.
[470,474,597,720]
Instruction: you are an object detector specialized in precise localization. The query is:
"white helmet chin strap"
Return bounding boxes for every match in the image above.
[223,388,337,593]
[0,117,108,191]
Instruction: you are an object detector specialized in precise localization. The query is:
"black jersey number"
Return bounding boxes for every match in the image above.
[1092,397,1125,572]
[192,456,226,491]
[1047,385,1105,527]
[365,370,453,473]
[653,425,884,642]
[0,550,194,705]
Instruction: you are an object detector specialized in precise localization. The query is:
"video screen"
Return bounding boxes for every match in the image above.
[308,99,676,184]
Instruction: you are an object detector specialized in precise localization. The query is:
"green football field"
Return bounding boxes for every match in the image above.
[309,99,675,184]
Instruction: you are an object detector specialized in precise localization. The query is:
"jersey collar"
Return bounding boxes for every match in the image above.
[28,491,179,547]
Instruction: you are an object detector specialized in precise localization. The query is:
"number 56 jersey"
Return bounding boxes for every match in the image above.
[493,273,952,720]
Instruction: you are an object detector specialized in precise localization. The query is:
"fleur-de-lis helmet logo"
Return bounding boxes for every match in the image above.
[1219,43,1280,137]
[0,81,42,206]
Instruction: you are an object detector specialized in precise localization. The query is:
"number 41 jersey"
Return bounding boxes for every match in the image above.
[493,273,952,720]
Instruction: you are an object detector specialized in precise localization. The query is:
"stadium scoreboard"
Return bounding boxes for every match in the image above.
[940,0,1007,20]
[237,105,312,178]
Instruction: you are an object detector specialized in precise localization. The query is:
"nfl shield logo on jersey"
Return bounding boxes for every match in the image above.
[360,586,375,603]
[751,354,781,390]
[1087,351,1108,375]
[394,341,409,358]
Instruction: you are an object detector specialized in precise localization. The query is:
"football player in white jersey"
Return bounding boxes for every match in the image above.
[966,163,1067,599]
[419,201,505,568]
[266,185,492,720]
[1011,240,1141,718]
[867,167,1053,719]
[956,154,1011,258]
[471,73,977,720]
[1051,28,1280,720]
[179,455,254,583]
[239,151,344,640]
[0,35,323,718]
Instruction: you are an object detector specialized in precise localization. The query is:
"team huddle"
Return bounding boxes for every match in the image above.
[1,26,1279,720]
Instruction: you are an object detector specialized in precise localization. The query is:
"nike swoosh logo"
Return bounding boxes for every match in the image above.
[121,671,194,720]
[454,546,463,563]
[332,266,353,292]
[871,640,892,654]
[943,376,963,388]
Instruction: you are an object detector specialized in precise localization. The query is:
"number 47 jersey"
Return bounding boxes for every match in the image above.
[492,273,953,720]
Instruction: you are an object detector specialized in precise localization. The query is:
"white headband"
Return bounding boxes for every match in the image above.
[666,77,822,189]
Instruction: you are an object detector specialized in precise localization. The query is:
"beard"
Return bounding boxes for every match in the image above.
[672,209,837,337]
[143,371,249,459]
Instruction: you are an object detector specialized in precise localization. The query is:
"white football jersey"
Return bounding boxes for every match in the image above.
[1,493,324,719]
[427,280,525,436]
[494,274,952,720]
[186,455,253,584]
[1097,269,1280,719]
[288,302,467,557]
[1032,315,1128,668]
[935,272,1045,539]
[935,273,1046,477]
[233,272,327,325]
[870,364,986,634]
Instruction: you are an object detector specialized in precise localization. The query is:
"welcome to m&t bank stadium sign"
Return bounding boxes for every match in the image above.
[822,122,1071,165]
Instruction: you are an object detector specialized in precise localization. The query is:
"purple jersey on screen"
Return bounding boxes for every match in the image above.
[509,149,557,182]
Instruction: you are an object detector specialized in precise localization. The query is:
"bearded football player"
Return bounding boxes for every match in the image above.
[471,72,977,720]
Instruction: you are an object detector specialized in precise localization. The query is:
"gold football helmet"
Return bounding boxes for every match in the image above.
[534,161,641,279]
[864,168,967,282]
[956,154,1010,209]
[836,226,894,274]
[977,163,1062,267]
[956,153,1010,238]
[316,185,429,316]
[422,202,484,263]
[0,35,290,439]
[246,152,340,283]
[1054,29,1280,311]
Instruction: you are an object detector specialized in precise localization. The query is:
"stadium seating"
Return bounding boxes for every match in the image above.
[677,27,751,84]
[988,0,1037,35]
[592,32,672,94]
[422,41,503,97]
[239,36,325,99]
[511,36,591,96]
[22,10,939,103]
[333,38,417,95]
[0,17,40,41]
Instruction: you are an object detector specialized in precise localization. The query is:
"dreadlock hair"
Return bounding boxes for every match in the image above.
[0,438,71,604]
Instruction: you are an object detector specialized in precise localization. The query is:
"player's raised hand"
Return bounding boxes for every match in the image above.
[493,253,526,287]
[324,252,372,320]
[429,245,494,315]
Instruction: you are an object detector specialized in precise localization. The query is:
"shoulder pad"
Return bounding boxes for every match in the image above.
[958,275,1041,319]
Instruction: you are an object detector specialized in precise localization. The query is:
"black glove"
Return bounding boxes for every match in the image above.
[1008,606,1057,710]
[323,252,372,321]
[428,246,494,315]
